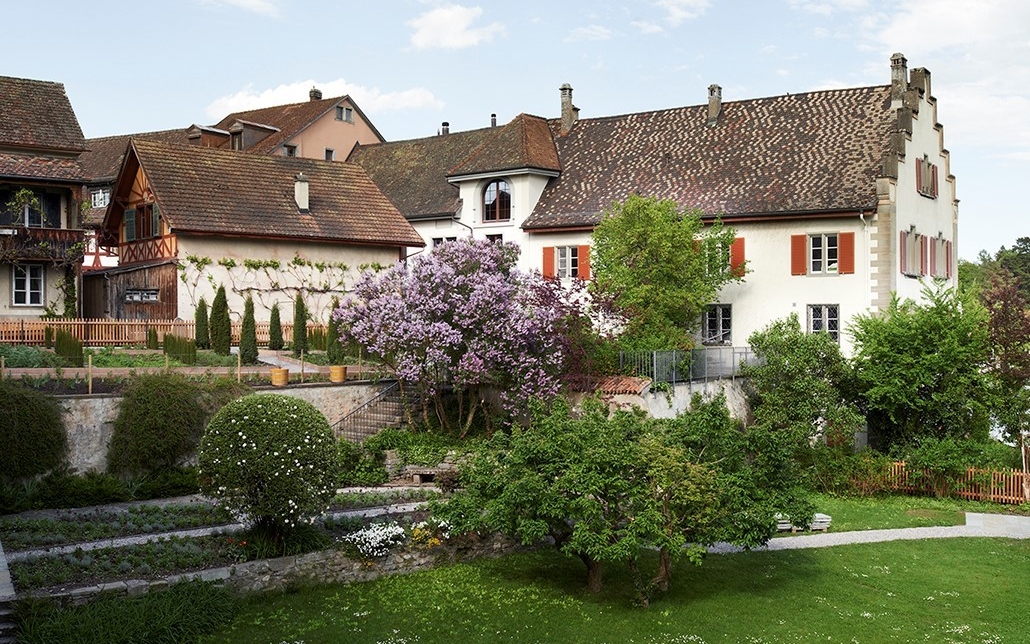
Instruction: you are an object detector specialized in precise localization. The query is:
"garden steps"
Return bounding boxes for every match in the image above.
[0,599,15,644]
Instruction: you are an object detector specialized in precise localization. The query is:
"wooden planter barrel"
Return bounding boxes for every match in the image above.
[270,367,289,386]
[329,365,347,383]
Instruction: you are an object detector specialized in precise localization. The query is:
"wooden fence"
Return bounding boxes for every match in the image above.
[888,461,1030,505]
[0,318,328,347]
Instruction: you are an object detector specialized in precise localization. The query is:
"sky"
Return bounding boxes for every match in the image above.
[3,0,1027,259]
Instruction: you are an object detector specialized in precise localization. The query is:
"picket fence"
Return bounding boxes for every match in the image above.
[889,461,1030,505]
[0,317,328,347]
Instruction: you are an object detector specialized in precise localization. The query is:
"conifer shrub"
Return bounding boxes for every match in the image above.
[291,292,307,357]
[240,295,258,365]
[199,394,339,538]
[107,374,249,477]
[146,326,159,350]
[210,286,231,356]
[0,380,67,484]
[53,329,83,367]
[195,297,210,349]
[326,297,346,365]
[163,333,197,365]
[268,303,284,351]
[43,325,54,349]
[307,326,326,351]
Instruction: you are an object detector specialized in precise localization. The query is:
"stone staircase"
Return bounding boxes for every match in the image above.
[0,598,15,644]
[333,381,412,443]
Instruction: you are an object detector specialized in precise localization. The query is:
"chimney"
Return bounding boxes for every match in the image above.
[909,67,931,97]
[294,172,309,212]
[491,113,497,127]
[890,52,908,105]
[707,84,722,126]
[309,86,322,101]
[441,121,450,135]
[560,83,577,135]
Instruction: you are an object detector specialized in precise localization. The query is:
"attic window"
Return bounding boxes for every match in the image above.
[336,106,353,123]
[283,144,297,157]
[482,180,511,222]
[230,132,243,151]
[325,148,335,161]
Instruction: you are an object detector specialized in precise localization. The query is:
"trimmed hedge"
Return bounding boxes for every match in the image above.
[0,380,67,484]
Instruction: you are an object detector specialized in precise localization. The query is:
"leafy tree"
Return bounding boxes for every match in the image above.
[326,296,345,365]
[336,239,564,433]
[194,297,210,350]
[744,314,863,446]
[209,285,231,356]
[590,195,741,351]
[851,285,994,450]
[292,292,308,357]
[240,294,258,365]
[268,302,284,351]
[996,236,1030,301]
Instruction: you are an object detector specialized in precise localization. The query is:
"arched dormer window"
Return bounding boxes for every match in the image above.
[482,180,511,222]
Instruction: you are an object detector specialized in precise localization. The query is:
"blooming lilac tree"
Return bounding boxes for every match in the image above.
[335,239,564,434]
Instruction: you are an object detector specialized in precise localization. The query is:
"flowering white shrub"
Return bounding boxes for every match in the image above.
[340,522,407,559]
[199,394,339,535]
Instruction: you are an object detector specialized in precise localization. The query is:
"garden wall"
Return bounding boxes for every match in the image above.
[569,379,752,421]
[58,382,384,473]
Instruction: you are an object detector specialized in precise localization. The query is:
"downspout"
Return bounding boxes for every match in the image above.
[859,210,871,313]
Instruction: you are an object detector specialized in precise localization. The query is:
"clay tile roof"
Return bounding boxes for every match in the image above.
[0,153,84,182]
[524,85,893,230]
[348,128,500,220]
[0,76,85,153]
[121,139,424,247]
[79,129,190,183]
[449,114,561,177]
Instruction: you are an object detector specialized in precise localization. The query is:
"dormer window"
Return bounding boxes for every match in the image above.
[482,180,511,222]
[283,144,297,157]
[230,131,243,151]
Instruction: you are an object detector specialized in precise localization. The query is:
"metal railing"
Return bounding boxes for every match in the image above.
[619,346,757,384]
[334,380,408,443]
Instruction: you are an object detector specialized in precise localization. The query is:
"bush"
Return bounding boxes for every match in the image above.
[194,297,210,350]
[897,436,976,497]
[26,469,131,510]
[240,295,258,365]
[107,374,248,477]
[0,344,62,368]
[54,329,83,367]
[268,303,283,351]
[163,334,197,366]
[292,292,308,357]
[146,327,159,350]
[43,326,54,349]
[326,297,345,365]
[210,285,231,356]
[307,326,326,352]
[0,380,67,484]
[199,394,339,538]
[337,439,388,487]
[806,445,893,497]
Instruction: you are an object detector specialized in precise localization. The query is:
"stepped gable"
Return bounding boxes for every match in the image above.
[525,85,893,230]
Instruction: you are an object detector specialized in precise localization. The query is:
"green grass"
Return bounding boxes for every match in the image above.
[202,538,1029,644]
[85,347,241,368]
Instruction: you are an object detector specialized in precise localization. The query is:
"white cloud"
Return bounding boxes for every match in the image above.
[631,20,664,34]
[565,25,613,42]
[785,0,869,15]
[198,0,281,18]
[407,4,504,50]
[204,80,444,121]
[653,0,711,26]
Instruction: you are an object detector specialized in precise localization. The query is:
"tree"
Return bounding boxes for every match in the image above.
[268,302,284,351]
[336,238,564,433]
[851,285,994,450]
[194,297,210,350]
[326,296,345,365]
[239,294,258,365]
[590,195,742,351]
[292,292,307,357]
[209,285,231,356]
[744,314,863,446]
[996,237,1030,301]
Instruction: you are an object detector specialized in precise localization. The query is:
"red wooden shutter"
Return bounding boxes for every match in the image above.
[899,231,907,274]
[920,235,928,275]
[729,237,745,277]
[838,232,855,274]
[542,246,555,279]
[930,240,937,276]
[932,165,939,197]
[577,245,590,280]
[790,235,807,275]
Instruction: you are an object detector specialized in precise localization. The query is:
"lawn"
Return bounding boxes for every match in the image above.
[201,537,1028,644]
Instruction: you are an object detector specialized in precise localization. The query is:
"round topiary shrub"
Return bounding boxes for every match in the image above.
[0,380,67,483]
[199,394,339,538]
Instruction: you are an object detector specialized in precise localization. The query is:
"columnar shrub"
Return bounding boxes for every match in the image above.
[199,394,339,537]
[326,296,345,365]
[210,285,231,356]
[240,295,258,365]
[195,297,210,349]
[146,327,159,350]
[0,380,67,483]
[54,329,84,367]
[163,333,197,366]
[268,303,284,351]
[292,292,307,357]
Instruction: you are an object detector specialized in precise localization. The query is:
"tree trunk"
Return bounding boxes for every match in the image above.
[580,555,603,593]
[651,547,672,592]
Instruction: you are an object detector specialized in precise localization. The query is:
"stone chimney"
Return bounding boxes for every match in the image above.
[890,52,908,105]
[707,84,722,126]
[294,172,309,212]
[909,67,931,97]
[560,83,578,135]
[491,113,497,127]
[309,87,322,101]
[441,121,450,135]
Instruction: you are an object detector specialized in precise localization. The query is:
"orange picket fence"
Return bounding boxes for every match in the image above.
[0,317,327,347]
[888,461,1030,505]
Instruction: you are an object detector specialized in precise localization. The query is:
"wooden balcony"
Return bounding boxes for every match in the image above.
[120,234,177,265]
[0,226,87,263]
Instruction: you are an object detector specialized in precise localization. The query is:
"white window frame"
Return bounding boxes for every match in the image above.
[556,246,580,279]
[125,288,160,303]
[90,188,110,209]
[702,304,732,345]
[431,236,457,248]
[809,234,839,274]
[808,304,840,342]
[12,264,44,306]
[325,148,335,161]
[283,144,297,157]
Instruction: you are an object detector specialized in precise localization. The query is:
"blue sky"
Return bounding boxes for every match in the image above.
[4,0,1027,259]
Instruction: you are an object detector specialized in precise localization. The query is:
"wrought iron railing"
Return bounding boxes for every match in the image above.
[619,346,757,384]
[334,380,409,443]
